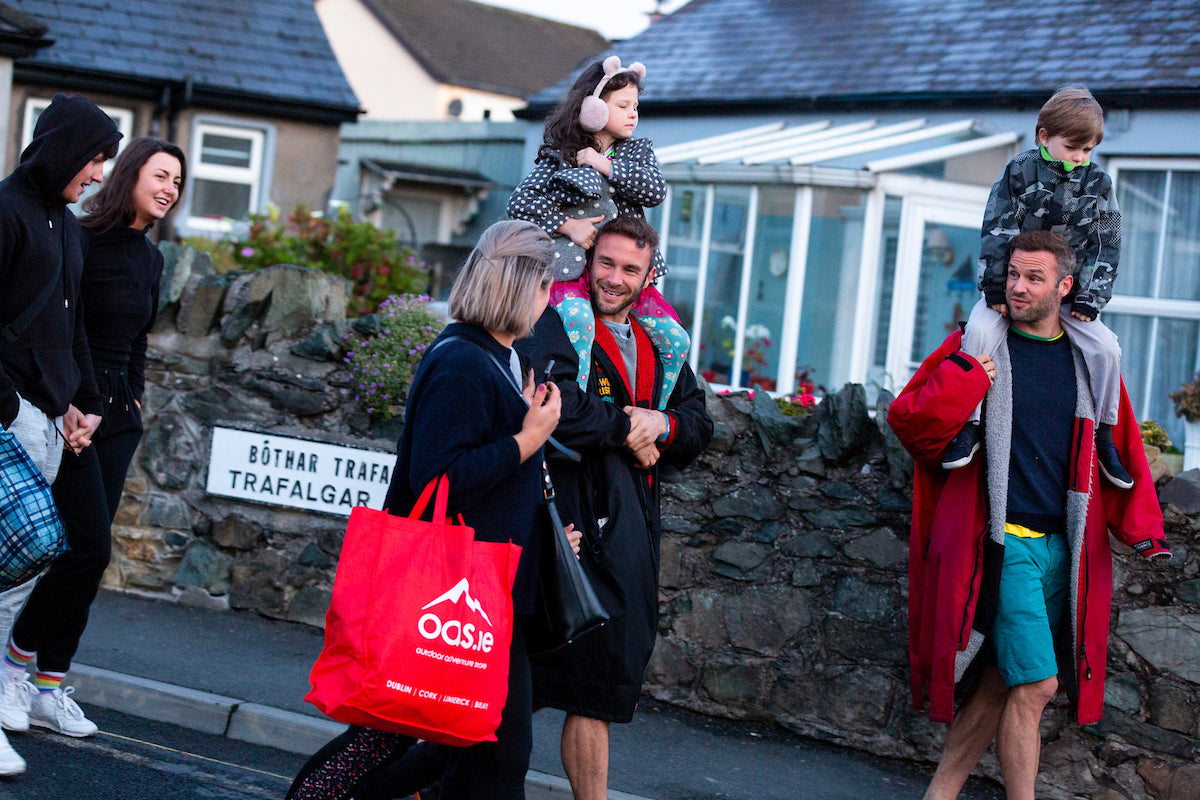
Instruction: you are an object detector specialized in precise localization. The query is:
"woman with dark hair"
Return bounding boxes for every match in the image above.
[287,220,562,800]
[76,137,186,517]
[0,137,185,739]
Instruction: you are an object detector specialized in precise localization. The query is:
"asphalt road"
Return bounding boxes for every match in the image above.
[0,706,305,800]
[0,701,1004,800]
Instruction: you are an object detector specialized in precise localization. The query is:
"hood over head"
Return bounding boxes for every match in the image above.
[18,93,122,205]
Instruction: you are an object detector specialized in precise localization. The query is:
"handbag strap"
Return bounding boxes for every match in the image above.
[430,335,581,463]
[1,211,65,344]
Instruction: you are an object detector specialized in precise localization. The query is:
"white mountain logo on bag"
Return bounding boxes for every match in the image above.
[421,578,492,625]
[417,578,495,653]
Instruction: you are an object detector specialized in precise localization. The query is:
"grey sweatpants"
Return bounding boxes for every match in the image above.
[0,396,64,643]
[961,298,1122,425]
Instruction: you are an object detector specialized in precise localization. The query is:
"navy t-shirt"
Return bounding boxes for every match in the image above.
[1006,327,1076,535]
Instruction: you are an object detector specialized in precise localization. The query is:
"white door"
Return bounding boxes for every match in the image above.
[882,181,989,389]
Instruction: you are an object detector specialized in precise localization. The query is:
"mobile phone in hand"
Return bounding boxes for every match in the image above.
[541,360,556,388]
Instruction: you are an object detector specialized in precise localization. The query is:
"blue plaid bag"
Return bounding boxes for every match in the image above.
[0,428,67,590]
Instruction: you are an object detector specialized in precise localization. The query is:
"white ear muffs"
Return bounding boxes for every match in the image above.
[579,56,645,133]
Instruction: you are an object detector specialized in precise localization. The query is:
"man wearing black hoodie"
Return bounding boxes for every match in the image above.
[0,93,121,775]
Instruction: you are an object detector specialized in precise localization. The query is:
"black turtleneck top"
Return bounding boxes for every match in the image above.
[80,224,163,400]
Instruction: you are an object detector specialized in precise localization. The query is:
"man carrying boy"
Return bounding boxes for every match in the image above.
[943,85,1130,488]
[889,230,1170,800]
[0,93,122,773]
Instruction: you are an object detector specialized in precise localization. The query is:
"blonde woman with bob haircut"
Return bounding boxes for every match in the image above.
[288,219,563,800]
[449,220,556,340]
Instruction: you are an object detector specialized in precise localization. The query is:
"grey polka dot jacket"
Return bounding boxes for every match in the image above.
[507,137,667,235]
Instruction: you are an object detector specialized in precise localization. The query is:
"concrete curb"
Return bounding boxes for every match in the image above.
[70,664,237,736]
[69,663,654,800]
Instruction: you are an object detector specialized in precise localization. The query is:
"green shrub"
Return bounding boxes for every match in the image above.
[1139,419,1172,450]
[233,205,427,315]
[179,235,239,273]
[344,294,446,419]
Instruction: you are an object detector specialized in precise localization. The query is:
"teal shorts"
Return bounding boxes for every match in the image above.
[991,532,1070,687]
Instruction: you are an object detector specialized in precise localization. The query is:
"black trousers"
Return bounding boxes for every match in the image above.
[288,621,533,800]
[11,368,142,672]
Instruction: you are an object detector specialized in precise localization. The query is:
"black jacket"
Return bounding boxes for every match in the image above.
[382,323,548,614]
[520,307,713,720]
[0,93,121,425]
[80,224,164,400]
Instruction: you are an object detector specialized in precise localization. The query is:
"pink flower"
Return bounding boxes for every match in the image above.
[241,247,255,257]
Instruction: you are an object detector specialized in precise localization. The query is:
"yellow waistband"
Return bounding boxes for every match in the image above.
[1005,522,1046,539]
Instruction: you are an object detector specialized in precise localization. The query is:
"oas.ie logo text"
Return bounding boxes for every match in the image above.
[418,578,495,652]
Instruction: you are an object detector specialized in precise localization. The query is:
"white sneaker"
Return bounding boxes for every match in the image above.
[29,686,98,738]
[0,729,24,775]
[0,676,33,732]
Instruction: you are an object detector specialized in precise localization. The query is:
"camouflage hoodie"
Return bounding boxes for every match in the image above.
[977,148,1120,319]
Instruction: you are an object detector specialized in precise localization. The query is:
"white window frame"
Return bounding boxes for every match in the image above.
[1104,157,1200,423]
[21,96,134,169]
[185,121,267,232]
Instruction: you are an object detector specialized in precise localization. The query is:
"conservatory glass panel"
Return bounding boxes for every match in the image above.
[793,187,868,395]
[738,187,794,391]
[660,185,707,333]
[696,187,751,385]
[908,221,980,364]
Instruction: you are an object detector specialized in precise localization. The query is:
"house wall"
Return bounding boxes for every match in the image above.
[435,84,524,122]
[6,84,341,231]
[171,107,342,223]
[315,0,442,120]
[0,58,14,168]
[334,119,526,245]
[5,85,156,173]
[317,0,524,121]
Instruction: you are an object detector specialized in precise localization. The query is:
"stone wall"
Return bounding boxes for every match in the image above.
[111,256,1199,800]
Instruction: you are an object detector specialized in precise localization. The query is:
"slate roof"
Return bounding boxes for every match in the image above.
[0,2,51,59]
[7,0,359,122]
[362,0,609,98]
[523,0,1200,115]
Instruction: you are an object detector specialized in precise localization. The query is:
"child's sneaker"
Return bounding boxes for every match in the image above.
[0,676,33,732]
[29,686,97,738]
[941,422,981,470]
[1096,424,1133,489]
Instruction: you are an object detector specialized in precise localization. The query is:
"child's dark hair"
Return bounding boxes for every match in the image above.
[539,59,644,165]
[1037,85,1104,147]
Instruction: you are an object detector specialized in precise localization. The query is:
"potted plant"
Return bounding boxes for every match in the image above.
[1169,372,1200,470]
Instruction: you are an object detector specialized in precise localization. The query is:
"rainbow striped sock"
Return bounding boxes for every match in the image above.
[2,640,33,681]
[33,671,65,694]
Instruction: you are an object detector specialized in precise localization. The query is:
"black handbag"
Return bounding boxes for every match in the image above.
[525,461,610,655]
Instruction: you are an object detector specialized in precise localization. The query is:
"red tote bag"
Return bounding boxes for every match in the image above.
[306,476,522,746]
